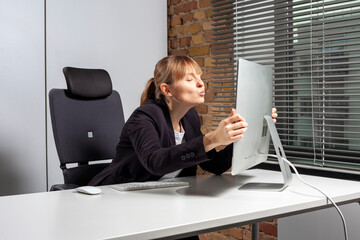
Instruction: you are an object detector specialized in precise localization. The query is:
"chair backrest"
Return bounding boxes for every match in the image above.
[49,67,125,186]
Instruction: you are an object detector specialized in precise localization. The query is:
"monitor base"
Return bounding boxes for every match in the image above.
[239,182,288,191]
[238,115,292,192]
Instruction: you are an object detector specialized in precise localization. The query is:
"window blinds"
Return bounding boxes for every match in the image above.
[211,0,360,174]
[211,0,237,128]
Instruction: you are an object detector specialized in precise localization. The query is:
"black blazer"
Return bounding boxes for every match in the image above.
[89,99,233,186]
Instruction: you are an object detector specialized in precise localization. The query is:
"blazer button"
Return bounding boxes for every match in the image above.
[190,152,195,157]
[186,153,190,159]
[181,155,186,161]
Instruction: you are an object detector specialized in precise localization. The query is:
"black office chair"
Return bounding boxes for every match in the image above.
[49,67,125,191]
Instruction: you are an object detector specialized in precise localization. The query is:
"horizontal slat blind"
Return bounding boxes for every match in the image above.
[211,0,236,128]
[273,0,360,173]
[212,0,360,173]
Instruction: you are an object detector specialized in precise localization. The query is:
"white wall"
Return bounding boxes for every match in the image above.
[279,201,360,240]
[0,0,167,195]
[0,0,46,195]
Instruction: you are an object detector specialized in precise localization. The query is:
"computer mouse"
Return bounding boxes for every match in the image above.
[75,186,102,195]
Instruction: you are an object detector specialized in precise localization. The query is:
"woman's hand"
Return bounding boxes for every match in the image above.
[272,108,278,123]
[203,109,248,152]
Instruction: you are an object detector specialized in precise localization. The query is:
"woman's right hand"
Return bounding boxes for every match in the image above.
[203,109,248,152]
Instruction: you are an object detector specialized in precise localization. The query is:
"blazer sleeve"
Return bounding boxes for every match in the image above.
[199,144,233,175]
[125,109,212,176]
[184,108,233,175]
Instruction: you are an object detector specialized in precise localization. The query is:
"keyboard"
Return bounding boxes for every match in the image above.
[111,180,189,191]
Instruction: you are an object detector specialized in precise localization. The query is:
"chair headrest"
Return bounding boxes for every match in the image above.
[63,67,113,99]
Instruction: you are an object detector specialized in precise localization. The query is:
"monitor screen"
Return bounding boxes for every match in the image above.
[231,58,273,176]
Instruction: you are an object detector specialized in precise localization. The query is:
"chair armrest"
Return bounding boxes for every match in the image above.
[50,183,79,191]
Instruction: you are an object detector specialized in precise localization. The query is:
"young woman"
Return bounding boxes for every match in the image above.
[89,55,276,186]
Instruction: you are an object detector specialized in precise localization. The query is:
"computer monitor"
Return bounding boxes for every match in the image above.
[231,58,292,191]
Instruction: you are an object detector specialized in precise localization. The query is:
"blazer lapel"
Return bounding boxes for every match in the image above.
[157,99,176,146]
[181,111,196,142]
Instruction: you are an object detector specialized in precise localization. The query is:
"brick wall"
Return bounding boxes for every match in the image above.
[168,0,214,135]
[167,0,278,239]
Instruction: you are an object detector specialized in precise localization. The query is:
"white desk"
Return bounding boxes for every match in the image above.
[0,169,359,240]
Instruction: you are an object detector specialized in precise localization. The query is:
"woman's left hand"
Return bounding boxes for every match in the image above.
[272,108,278,123]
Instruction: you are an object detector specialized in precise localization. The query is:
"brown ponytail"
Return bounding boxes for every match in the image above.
[140,78,156,105]
[140,55,202,105]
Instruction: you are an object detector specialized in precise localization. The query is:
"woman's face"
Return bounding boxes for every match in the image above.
[170,66,205,106]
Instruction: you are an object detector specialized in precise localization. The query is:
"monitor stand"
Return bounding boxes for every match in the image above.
[239,115,293,191]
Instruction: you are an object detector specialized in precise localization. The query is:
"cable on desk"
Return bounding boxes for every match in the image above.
[268,154,349,240]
